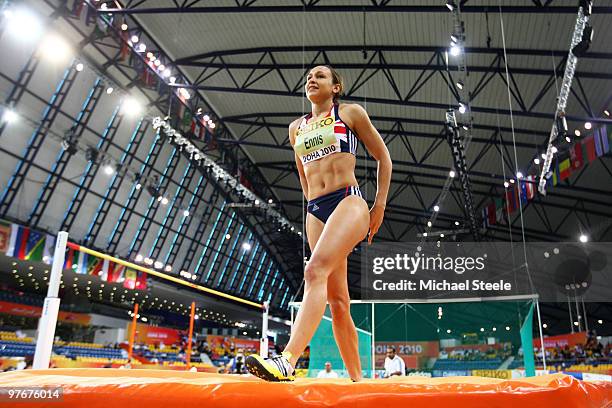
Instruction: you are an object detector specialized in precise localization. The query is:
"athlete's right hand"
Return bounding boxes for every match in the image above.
[368,204,385,244]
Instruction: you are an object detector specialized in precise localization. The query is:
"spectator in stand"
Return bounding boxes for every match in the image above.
[317,362,339,379]
[383,346,405,378]
[226,348,247,374]
[24,355,33,369]
[119,358,133,369]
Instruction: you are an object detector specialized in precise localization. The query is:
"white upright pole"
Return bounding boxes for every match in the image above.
[260,301,269,358]
[33,231,68,369]
[535,299,547,371]
[371,303,375,379]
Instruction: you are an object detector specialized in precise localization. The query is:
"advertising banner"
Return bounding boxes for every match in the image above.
[206,335,272,357]
[432,370,471,377]
[532,332,587,349]
[472,369,512,379]
[0,301,90,325]
[129,323,182,345]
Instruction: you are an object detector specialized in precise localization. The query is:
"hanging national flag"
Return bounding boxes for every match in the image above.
[481,207,489,228]
[583,135,597,162]
[119,29,130,62]
[484,202,496,227]
[25,230,45,262]
[190,117,204,139]
[505,187,517,214]
[85,2,96,26]
[134,272,147,290]
[109,263,126,283]
[600,125,611,153]
[570,142,583,171]
[5,224,18,257]
[100,259,111,282]
[71,0,85,18]
[141,61,157,87]
[88,257,103,276]
[93,16,108,38]
[205,129,218,150]
[594,127,610,157]
[551,157,559,186]
[42,234,55,264]
[525,175,536,200]
[76,251,89,274]
[176,101,186,124]
[123,268,137,289]
[494,197,505,223]
[0,221,11,254]
[12,226,30,260]
[559,157,571,180]
[519,178,529,204]
[182,108,193,129]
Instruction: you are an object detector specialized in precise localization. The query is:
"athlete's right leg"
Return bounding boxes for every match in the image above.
[305,213,362,380]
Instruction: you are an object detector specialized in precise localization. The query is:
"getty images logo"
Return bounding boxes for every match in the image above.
[372,254,486,275]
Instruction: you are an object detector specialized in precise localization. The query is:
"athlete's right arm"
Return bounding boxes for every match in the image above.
[289,120,309,199]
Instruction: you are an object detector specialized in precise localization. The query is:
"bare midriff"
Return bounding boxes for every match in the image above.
[303,152,358,201]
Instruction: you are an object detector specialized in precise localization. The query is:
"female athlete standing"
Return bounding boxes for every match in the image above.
[246,65,392,382]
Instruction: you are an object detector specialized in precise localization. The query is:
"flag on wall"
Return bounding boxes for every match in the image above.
[25,230,45,262]
[123,268,138,289]
[99,259,111,282]
[108,264,126,283]
[88,258,103,276]
[134,272,147,290]
[76,251,89,274]
[9,225,30,259]
[64,247,75,270]
[42,234,55,264]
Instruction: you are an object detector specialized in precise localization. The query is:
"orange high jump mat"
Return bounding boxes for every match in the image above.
[0,369,611,408]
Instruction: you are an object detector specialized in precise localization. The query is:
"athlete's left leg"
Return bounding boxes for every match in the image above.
[327,258,362,380]
[283,195,369,366]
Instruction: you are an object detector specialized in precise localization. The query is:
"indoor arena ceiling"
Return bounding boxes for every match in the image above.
[3,0,612,302]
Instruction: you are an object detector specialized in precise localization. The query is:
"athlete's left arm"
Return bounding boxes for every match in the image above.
[342,103,392,244]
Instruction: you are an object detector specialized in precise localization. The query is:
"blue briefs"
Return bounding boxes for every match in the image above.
[307,185,363,223]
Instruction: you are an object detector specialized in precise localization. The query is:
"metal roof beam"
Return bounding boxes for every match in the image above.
[175,85,612,125]
[177,61,612,81]
[176,46,612,64]
[103,4,612,15]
